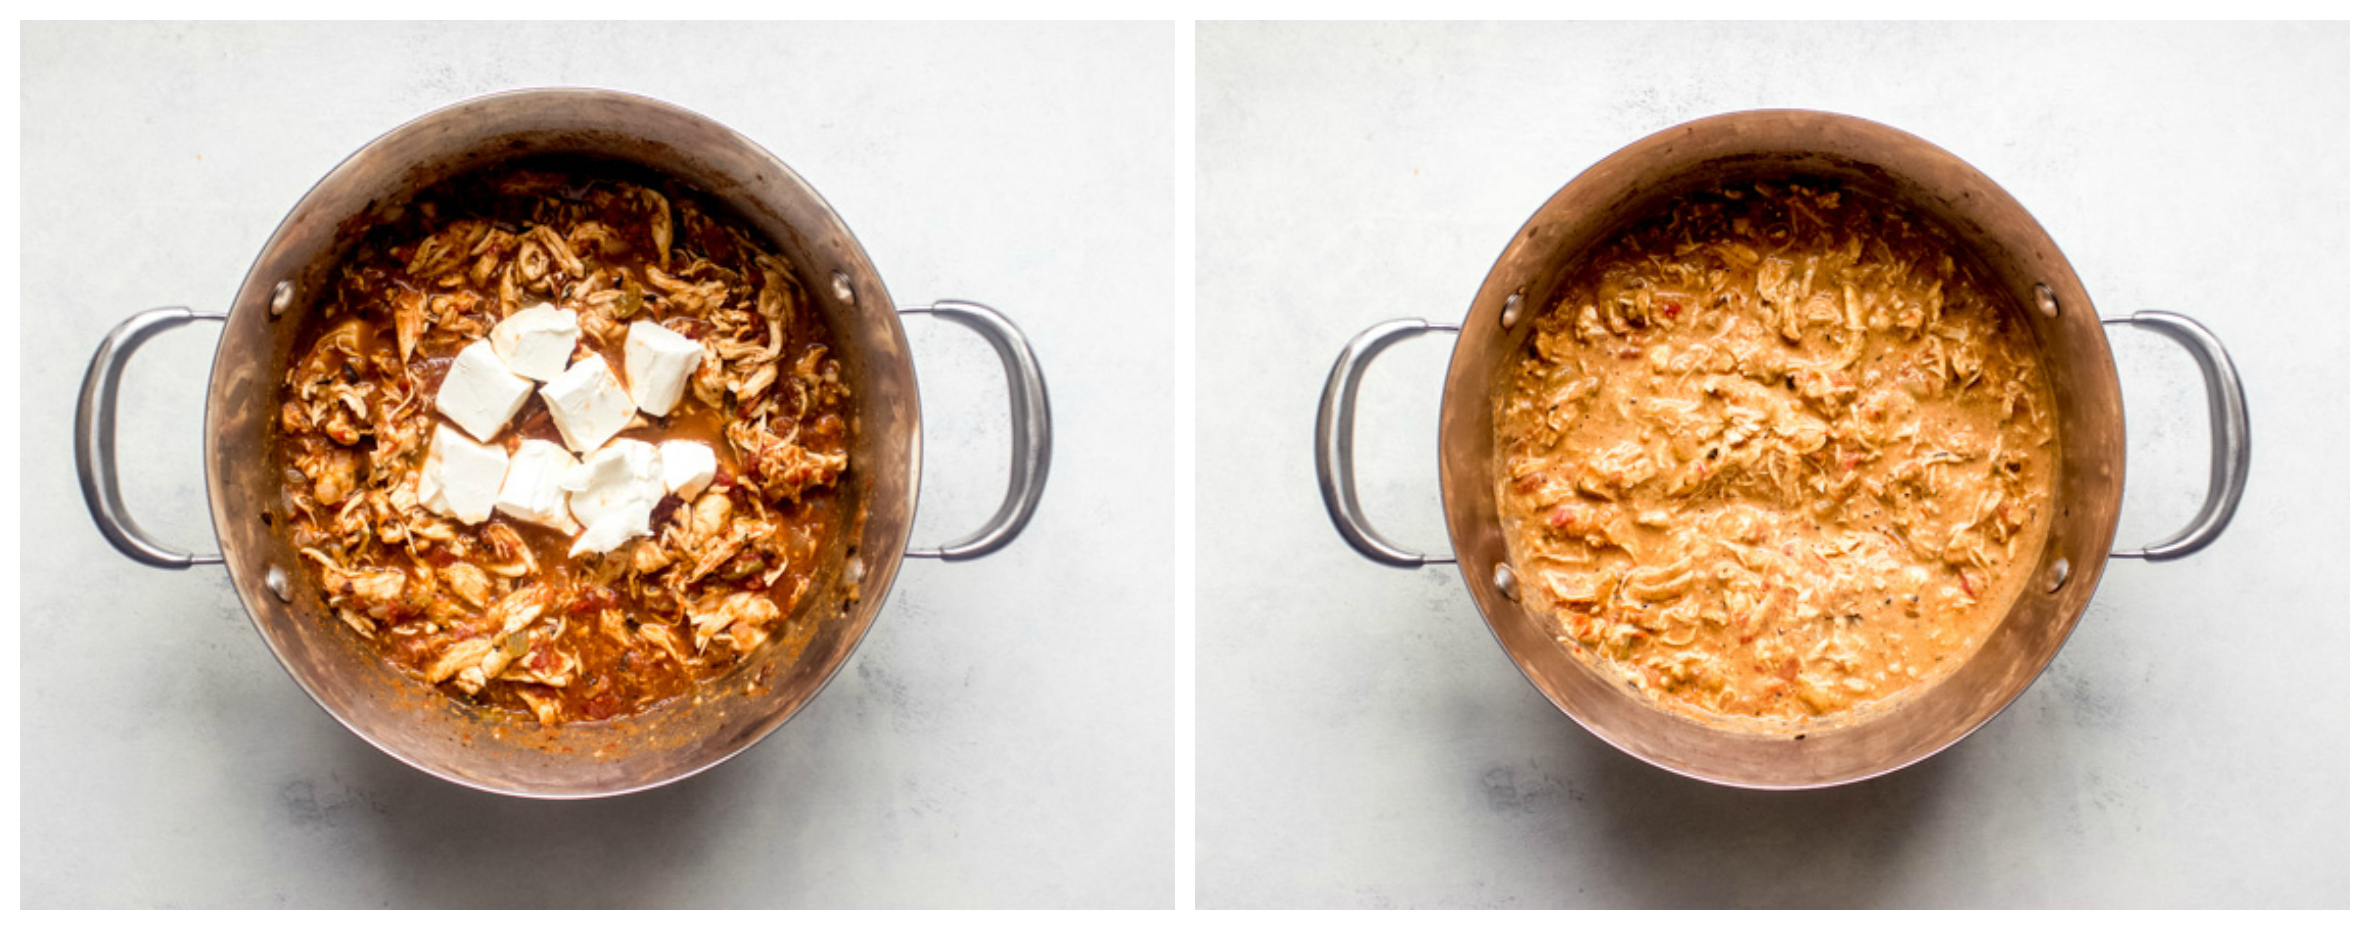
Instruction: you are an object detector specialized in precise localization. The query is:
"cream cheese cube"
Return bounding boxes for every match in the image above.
[493,439,580,534]
[623,320,706,416]
[415,424,510,525]
[561,439,667,556]
[488,302,581,382]
[435,340,535,443]
[658,440,718,500]
[571,518,647,559]
[539,356,638,454]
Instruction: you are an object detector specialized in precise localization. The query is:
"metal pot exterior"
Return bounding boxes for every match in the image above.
[1314,112,2245,788]
[206,90,923,797]
[1444,111,2130,787]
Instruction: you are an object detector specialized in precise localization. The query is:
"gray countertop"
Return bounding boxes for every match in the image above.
[22,22,1174,908]
[1194,21,2347,907]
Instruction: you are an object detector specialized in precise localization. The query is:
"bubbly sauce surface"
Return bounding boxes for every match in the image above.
[1493,180,2058,727]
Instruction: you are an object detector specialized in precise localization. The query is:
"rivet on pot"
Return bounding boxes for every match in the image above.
[2034,283,2059,319]
[1493,562,1519,600]
[265,565,293,603]
[270,280,294,319]
[2046,556,2070,593]
[1499,293,1522,330]
[831,271,854,304]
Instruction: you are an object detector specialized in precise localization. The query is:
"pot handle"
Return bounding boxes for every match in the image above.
[1316,319,1459,567]
[2104,310,2251,561]
[898,300,1052,561]
[76,306,229,569]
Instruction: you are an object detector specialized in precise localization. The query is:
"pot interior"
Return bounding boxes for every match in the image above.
[204,89,921,797]
[1440,110,2125,787]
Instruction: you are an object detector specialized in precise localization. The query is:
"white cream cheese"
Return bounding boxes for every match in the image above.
[487,302,581,383]
[561,439,667,557]
[657,440,718,500]
[415,424,509,525]
[539,356,638,454]
[493,438,580,534]
[434,340,535,443]
[623,320,705,416]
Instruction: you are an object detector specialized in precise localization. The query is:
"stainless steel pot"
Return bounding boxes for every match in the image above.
[1316,109,2249,789]
[75,89,1052,798]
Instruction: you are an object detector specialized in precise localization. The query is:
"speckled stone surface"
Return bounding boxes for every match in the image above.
[22,22,1174,907]
[1195,22,2346,907]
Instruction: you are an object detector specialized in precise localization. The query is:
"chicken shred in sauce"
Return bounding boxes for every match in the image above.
[1494,180,2058,727]
[275,165,851,726]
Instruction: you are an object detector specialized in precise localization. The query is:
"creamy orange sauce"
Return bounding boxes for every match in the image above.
[1493,180,2057,727]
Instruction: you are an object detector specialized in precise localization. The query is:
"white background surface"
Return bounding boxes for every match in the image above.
[21,22,1174,907]
[1195,22,2347,907]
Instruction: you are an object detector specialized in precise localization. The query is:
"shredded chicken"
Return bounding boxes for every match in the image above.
[686,590,785,655]
[275,166,852,726]
[1495,179,2057,727]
